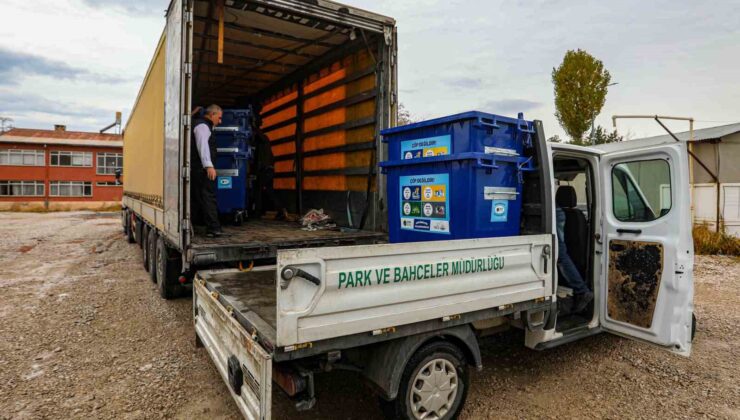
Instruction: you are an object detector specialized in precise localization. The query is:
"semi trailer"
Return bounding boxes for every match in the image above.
[122,1,695,419]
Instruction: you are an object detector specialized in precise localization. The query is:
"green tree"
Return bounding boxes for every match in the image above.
[397,103,416,126]
[547,135,563,143]
[589,125,623,145]
[552,49,612,143]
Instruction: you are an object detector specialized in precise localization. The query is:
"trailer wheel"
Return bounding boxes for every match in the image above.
[121,209,128,233]
[147,229,158,283]
[141,224,150,271]
[126,213,136,244]
[380,341,469,420]
[156,236,182,300]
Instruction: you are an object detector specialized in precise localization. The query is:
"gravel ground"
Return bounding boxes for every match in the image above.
[0,212,738,419]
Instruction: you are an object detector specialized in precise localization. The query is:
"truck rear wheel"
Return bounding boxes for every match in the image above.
[147,229,158,283]
[156,236,182,299]
[380,341,469,420]
[141,225,150,271]
[126,213,136,244]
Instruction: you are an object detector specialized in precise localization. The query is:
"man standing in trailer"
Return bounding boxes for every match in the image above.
[191,104,224,237]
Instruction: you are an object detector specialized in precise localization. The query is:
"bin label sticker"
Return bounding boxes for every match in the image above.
[491,200,508,222]
[400,174,450,234]
[217,177,232,189]
[401,135,451,159]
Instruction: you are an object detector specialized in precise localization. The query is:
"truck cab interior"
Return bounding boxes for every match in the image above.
[553,156,595,330]
[186,0,394,256]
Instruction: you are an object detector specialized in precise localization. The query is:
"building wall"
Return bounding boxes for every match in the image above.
[690,132,740,184]
[0,142,123,207]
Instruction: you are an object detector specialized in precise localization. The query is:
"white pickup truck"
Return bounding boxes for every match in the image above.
[193,134,694,419]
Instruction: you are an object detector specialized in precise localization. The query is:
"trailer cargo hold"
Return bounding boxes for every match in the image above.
[123,0,398,277]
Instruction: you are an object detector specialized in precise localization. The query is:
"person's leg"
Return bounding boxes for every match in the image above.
[263,170,288,219]
[201,175,221,233]
[557,236,590,295]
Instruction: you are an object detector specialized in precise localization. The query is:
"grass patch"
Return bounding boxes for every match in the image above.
[693,224,740,256]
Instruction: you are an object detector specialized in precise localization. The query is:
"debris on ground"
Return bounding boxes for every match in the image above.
[0,212,738,419]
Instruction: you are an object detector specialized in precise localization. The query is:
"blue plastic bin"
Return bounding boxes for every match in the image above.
[382,111,534,161]
[219,108,253,132]
[213,109,254,223]
[380,152,533,243]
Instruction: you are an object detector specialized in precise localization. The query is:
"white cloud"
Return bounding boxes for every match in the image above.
[1,0,739,139]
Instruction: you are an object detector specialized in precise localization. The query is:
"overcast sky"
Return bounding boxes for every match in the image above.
[1,0,738,139]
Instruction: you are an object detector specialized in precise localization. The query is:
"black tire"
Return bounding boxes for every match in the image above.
[156,236,182,300]
[135,219,144,249]
[147,229,158,283]
[141,224,150,271]
[126,213,136,244]
[380,341,469,420]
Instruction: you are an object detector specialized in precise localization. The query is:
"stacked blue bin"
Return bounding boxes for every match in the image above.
[380,111,536,243]
[213,108,253,225]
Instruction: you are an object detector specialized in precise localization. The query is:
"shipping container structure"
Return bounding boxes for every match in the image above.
[123,0,398,288]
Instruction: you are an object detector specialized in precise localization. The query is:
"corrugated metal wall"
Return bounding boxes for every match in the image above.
[123,35,166,207]
[260,48,377,194]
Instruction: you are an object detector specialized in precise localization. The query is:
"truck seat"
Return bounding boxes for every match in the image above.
[556,186,588,277]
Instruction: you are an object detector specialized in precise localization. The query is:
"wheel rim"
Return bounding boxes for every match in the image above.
[409,358,459,420]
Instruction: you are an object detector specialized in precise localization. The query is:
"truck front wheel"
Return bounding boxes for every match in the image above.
[156,236,182,300]
[380,341,469,420]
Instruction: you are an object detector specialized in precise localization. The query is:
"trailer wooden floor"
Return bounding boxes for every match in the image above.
[190,219,385,248]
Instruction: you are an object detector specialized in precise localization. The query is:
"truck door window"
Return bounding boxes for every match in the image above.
[611,159,671,222]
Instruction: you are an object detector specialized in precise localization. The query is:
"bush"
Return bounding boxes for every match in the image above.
[693,224,740,256]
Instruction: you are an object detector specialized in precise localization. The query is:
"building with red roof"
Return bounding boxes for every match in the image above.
[0,125,123,211]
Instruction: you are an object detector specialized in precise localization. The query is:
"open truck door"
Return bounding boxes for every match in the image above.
[599,141,694,355]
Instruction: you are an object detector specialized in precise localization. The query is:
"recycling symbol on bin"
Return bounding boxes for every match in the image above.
[423,203,434,217]
[403,203,412,216]
[494,203,506,215]
[424,187,433,200]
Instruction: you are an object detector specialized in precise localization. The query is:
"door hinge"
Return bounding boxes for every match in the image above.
[383,26,393,45]
[184,62,192,76]
[182,113,191,128]
[184,10,193,23]
[182,166,189,181]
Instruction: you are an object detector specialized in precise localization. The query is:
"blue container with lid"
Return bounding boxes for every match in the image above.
[212,108,254,224]
[380,111,536,243]
[382,111,534,161]
[380,153,533,243]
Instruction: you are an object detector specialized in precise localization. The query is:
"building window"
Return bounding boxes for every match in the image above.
[50,151,93,167]
[0,180,45,196]
[96,181,121,187]
[96,152,123,175]
[0,149,45,166]
[49,181,92,197]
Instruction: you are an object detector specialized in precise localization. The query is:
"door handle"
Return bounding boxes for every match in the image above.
[617,228,642,235]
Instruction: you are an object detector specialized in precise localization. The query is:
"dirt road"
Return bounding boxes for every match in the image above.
[0,212,738,419]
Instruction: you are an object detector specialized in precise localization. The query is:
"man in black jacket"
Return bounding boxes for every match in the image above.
[191,104,223,237]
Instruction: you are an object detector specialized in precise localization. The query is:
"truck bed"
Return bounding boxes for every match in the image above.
[195,234,554,360]
[189,219,386,264]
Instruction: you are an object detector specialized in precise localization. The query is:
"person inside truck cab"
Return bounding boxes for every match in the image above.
[191,104,224,238]
[556,186,593,313]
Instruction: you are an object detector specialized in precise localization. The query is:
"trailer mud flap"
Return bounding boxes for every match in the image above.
[194,279,272,420]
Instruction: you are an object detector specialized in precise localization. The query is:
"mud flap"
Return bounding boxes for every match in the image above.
[194,279,272,419]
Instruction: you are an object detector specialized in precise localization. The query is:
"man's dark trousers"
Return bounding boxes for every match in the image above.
[192,168,220,232]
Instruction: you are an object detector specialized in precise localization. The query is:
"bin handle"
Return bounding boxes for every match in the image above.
[475,158,499,169]
[474,117,500,130]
